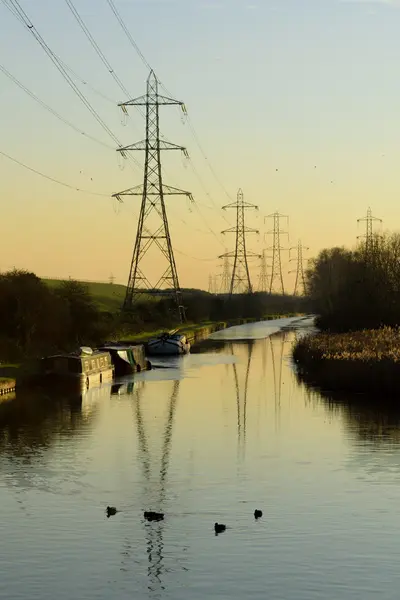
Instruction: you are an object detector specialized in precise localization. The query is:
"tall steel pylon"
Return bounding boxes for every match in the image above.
[258,249,269,292]
[357,207,382,255]
[265,212,288,295]
[289,240,309,295]
[208,274,218,294]
[220,189,259,295]
[113,71,192,322]
[220,254,231,294]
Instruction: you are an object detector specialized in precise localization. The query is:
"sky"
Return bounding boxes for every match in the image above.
[0,0,399,293]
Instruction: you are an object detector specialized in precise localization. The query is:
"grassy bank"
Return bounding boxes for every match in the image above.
[122,314,302,344]
[293,327,400,395]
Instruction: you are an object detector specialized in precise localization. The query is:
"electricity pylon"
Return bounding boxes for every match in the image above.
[208,274,218,294]
[289,240,309,295]
[265,212,288,295]
[258,249,269,292]
[357,207,382,255]
[113,71,192,322]
[220,254,231,294]
[220,189,260,295]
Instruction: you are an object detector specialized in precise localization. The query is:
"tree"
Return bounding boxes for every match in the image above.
[0,270,69,359]
[55,280,101,346]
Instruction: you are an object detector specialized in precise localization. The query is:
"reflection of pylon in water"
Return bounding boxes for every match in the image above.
[230,341,254,456]
[130,380,180,591]
[269,333,286,430]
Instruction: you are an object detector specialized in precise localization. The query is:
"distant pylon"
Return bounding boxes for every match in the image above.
[289,240,309,295]
[357,207,382,255]
[258,250,269,292]
[208,274,218,294]
[220,189,260,295]
[113,71,193,322]
[220,254,231,294]
[265,212,288,295]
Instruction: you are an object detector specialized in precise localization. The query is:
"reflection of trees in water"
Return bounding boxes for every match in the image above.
[129,380,180,595]
[301,377,400,446]
[0,387,100,456]
[0,386,102,496]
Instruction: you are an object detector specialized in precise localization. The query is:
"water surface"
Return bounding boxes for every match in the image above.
[1,321,400,599]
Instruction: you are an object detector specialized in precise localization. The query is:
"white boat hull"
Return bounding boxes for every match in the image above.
[146,335,190,356]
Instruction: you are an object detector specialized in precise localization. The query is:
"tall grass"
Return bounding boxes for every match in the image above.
[293,328,400,395]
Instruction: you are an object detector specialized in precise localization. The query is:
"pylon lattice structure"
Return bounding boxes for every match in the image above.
[258,249,269,292]
[208,274,218,294]
[265,212,288,295]
[357,207,382,255]
[289,240,309,295]
[113,71,193,322]
[220,254,231,294]
[220,189,260,295]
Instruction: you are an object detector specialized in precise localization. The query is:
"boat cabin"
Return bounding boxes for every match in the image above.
[41,350,113,388]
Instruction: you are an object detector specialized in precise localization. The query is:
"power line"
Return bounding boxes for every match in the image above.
[104,0,234,219]
[1,0,139,166]
[56,57,118,105]
[105,0,153,73]
[0,149,110,197]
[173,248,217,262]
[0,62,113,150]
[64,0,131,98]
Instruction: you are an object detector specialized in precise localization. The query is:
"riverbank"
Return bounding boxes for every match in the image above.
[0,377,16,396]
[120,314,302,346]
[293,327,400,395]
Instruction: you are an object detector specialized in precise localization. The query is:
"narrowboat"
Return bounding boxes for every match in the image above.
[40,348,114,389]
[146,332,190,356]
[99,344,150,376]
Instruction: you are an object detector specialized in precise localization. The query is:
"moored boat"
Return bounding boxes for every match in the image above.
[39,348,114,390]
[146,332,190,356]
[99,344,151,375]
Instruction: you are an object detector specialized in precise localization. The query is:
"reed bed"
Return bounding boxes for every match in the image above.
[293,327,400,395]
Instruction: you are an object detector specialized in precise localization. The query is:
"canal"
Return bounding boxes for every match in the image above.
[1,319,400,599]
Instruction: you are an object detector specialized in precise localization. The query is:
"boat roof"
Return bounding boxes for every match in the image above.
[100,345,132,350]
[44,351,110,360]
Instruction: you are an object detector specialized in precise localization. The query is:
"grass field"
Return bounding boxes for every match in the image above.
[43,279,127,312]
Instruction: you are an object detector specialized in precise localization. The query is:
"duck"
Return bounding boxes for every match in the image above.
[254,509,263,519]
[106,506,117,518]
[214,522,226,534]
[144,511,164,522]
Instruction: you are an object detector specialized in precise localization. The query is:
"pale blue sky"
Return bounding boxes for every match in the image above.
[0,0,399,290]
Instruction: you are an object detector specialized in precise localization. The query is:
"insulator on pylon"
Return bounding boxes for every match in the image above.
[120,105,128,126]
[117,153,125,171]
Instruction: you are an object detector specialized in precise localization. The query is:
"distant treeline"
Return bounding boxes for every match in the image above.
[121,289,309,335]
[306,232,400,332]
[0,269,308,362]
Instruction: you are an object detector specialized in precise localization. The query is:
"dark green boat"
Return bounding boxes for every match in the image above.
[99,344,150,376]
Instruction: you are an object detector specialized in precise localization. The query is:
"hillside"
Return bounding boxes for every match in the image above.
[43,279,127,312]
